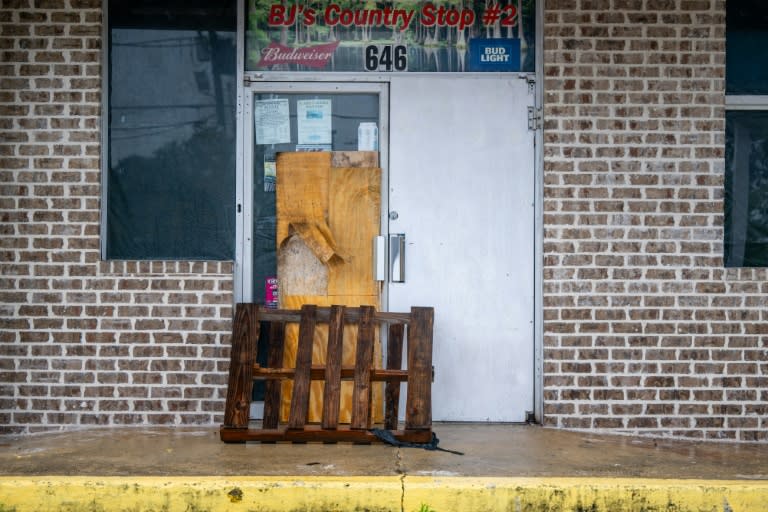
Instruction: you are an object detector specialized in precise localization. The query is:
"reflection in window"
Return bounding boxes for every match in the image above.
[726,0,768,95]
[725,112,768,267]
[106,1,236,259]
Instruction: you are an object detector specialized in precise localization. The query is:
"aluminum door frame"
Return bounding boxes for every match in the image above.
[234,75,540,423]
[236,81,390,303]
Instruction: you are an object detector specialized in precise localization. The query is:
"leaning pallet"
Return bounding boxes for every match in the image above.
[220,303,434,444]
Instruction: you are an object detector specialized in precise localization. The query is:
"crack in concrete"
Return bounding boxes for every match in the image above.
[396,448,406,512]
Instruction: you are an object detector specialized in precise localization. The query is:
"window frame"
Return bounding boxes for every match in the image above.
[100,0,239,261]
[724,3,768,267]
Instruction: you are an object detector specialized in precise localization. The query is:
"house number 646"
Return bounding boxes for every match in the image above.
[364,45,407,72]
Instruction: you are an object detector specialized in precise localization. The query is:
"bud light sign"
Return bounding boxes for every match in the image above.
[468,38,521,72]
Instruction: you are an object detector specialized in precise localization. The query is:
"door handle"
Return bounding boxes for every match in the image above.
[373,234,406,282]
[373,236,386,281]
[389,234,405,283]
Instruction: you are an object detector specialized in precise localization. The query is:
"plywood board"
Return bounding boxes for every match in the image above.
[332,151,379,168]
[275,151,383,424]
[277,234,328,296]
[275,152,337,263]
[328,166,381,297]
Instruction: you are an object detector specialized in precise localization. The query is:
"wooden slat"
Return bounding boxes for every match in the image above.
[405,307,434,430]
[221,425,433,444]
[262,320,285,429]
[223,303,260,429]
[351,306,375,430]
[253,366,408,381]
[254,308,412,325]
[288,305,317,429]
[385,323,404,430]
[321,305,345,429]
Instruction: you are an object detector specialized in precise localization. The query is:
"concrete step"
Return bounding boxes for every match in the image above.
[2,424,767,511]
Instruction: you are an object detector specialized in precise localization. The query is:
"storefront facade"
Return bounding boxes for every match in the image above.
[2,0,766,442]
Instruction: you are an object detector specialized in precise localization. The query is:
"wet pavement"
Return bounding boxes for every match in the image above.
[2,423,767,480]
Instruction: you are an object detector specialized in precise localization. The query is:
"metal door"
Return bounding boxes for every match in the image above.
[387,76,535,422]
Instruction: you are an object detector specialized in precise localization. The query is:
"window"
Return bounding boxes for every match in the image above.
[724,1,768,267]
[104,0,237,260]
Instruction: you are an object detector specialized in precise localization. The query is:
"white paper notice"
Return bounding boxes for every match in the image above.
[297,99,332,145]
[254,99,290,145]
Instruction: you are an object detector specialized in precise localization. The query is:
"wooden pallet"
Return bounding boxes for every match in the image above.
[220,304,434,444]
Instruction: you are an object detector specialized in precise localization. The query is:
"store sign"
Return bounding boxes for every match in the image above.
[257,41,340,68]
[469,38,520,71]
[246,0,535,73]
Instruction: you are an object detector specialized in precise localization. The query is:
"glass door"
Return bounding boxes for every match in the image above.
[239,82,388,421]
[240,82,388,305]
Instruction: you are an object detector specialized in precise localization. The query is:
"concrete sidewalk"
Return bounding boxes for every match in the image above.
[1,424,767,511]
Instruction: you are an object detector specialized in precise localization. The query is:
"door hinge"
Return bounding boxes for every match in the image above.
[527,106,542,131]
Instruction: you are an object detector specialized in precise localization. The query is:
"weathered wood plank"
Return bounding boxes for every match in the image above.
[220,425,432,444]
[222,303,260,429]
[385,323,405,430]
[405,307,434,430]
[254,366,408,381]
[321,305,345,429]
[277,233,328,296]
[254,308,412,325]
[351,306,375,430]
[288,305,317,429]
[331,151,378,168]
[262,320,285,429]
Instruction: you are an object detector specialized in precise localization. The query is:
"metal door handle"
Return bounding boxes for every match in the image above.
[373,236,386,281]
[389,234,405,283]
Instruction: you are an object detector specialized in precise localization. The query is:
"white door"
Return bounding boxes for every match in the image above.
[388,76,535,422]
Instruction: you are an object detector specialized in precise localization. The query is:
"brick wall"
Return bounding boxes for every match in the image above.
[543,0,768,442]
[0,0,233,434]
[3,0,766,442]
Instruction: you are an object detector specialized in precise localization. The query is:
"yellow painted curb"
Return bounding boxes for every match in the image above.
[0,476,403,512]
[404,477,768,512]
[1,476,767,512]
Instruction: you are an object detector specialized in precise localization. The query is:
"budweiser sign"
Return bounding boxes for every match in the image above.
[256,41,340,69]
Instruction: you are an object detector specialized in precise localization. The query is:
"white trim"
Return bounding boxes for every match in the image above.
[379,84,390,312]
[99,0,109,259]
[234,0,246,302]
[725,95,768,110]
[245,71,535,84]
[242,81,390,93]
[239,87,254,302]
[533,0,544,425]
